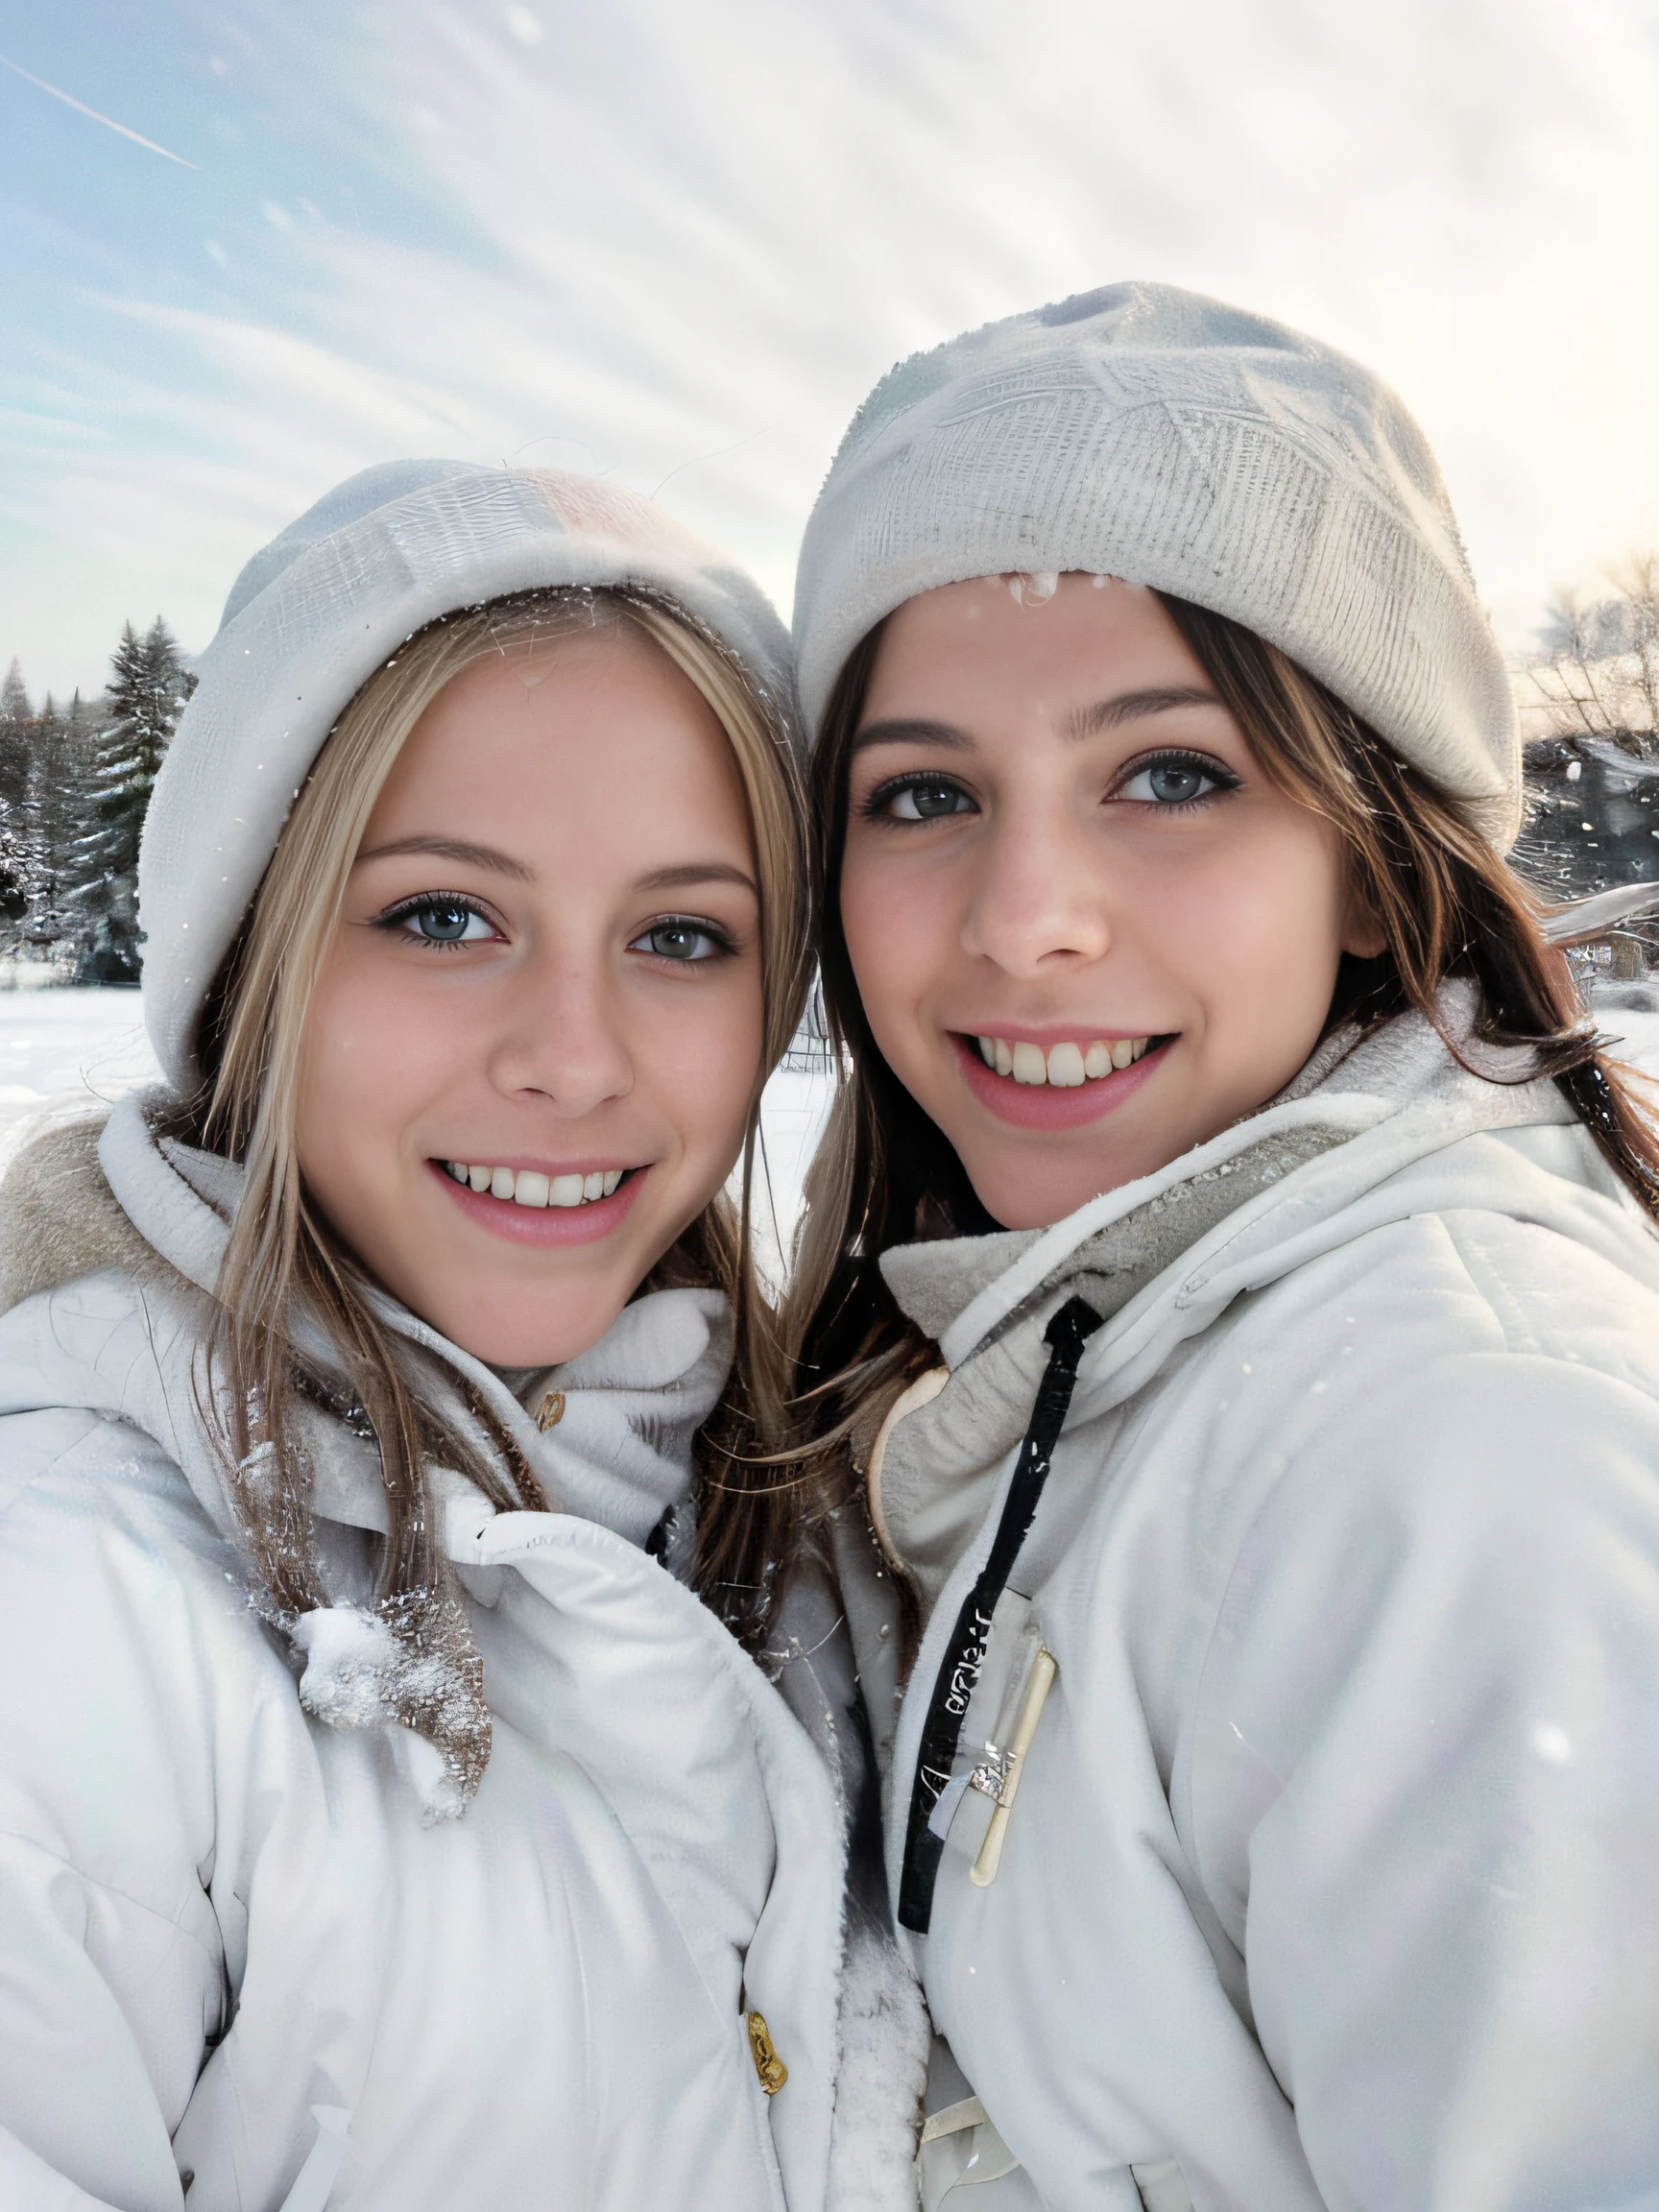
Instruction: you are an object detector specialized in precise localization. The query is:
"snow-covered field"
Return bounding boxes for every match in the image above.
[0,984,160,1163]
[0,986,836,1272]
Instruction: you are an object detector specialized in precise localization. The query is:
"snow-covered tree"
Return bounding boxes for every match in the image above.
[70,618,195,981]
[18,694,100,961]
[0,659,32,825]
[0,659,29,725]
[1522,556,1659,757]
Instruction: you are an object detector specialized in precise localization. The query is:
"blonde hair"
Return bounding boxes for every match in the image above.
[175,586,808,1791]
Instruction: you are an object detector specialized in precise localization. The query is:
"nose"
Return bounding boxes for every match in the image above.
[486,945,634,1118]
[958,808,1112,977]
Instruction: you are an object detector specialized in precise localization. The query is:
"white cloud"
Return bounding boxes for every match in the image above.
[5,0,1659,692]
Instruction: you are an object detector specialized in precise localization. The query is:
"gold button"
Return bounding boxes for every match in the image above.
[746,2010,787,2096]
[535,1390,565,1431]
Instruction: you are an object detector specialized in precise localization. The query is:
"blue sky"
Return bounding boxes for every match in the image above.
[3,0,1658,700]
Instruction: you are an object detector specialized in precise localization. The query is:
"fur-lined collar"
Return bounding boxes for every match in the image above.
[0,1089,732,1553]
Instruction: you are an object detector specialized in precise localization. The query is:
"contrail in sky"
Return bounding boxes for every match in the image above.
[0,52,196,168]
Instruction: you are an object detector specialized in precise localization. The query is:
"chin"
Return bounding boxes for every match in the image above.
[965,1159,1125,1235]
[420,1285,625,1371]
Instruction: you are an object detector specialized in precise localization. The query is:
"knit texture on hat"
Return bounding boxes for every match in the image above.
[793,281,1519,848]
[139,462,795,1094]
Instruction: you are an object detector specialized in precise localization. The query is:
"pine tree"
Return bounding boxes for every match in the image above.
[70,618,194,982]
[0,659,29,724]
[18,693,99,962]
[0,659,31,824]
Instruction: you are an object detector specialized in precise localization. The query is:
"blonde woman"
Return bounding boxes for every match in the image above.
[0,463,920,2209]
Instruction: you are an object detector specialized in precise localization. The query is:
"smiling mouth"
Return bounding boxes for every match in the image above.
[968,1034,1165,1087]
[440,1161,630,1209]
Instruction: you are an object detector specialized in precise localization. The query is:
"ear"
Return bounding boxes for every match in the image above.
[1340,886,1388,962]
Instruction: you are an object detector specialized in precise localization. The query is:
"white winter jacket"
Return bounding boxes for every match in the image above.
[0,1093,926,2211]
[835,998,1659,2212]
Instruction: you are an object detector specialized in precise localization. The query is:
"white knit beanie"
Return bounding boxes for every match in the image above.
[793,281,1519,848]
[139,461,795,1095]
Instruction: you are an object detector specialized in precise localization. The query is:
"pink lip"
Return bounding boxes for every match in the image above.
[950,1032,1170,1130]
[430,1160,647,1246]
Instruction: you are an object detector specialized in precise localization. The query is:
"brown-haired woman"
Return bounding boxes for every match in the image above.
[0,463,919,2208]
[786,287,1659,2211]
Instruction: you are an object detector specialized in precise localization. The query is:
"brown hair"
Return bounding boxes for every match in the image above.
[785,589,1659,1462]
[171,586,808,1788]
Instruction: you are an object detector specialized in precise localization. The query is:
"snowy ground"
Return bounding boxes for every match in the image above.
[0,983,160,1164]
[0,985,837,1272]
[748,1066,836,1290]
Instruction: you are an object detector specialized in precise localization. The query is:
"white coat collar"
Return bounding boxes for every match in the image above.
[865,996,1614,1612]
[95,1088,730,1551]
[879,988,1561,1371]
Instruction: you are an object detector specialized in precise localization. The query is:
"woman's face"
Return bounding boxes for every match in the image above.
[839,574,1381,1231]
[296,626,763,1367]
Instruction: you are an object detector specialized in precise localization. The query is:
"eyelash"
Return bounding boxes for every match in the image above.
[1110,747,1241,809]
[858,771,976,825]
[627,915,739,966]
[376,892,499,949]
[375,897,739,971]
[858,747,1241,825]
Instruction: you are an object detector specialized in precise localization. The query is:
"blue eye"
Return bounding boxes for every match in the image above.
[630,919,730,962]
[386,897,494,945]
[1117,754,1232,806]
[872,777,975,822]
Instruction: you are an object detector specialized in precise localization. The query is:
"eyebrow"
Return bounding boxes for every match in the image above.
[1068,685,1219,739]
[851,685,1222,757]
[849,718,971,757]
[354,833,534,880]
[635,861,757,897]
[353,837,756,900]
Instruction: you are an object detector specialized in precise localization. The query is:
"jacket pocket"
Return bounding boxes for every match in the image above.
[916,2095,1038,2207]
[1130,2158,1193,2212]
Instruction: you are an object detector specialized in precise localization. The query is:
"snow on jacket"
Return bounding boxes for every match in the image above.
[831,994,1659,2212]
[0,1092,926,2211]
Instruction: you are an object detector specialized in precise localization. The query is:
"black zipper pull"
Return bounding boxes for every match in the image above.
[898,1294,1102,1934]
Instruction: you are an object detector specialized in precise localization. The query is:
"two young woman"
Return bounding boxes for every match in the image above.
[0,463,923,2209]
[5,284,1656,2212]
[786,283,1659,2211]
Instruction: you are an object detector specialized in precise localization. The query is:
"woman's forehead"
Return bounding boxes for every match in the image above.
[859,575,1215,733]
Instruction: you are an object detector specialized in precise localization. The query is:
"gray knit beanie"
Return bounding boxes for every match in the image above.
[793,281,1519,849]
[139,461,795,1095]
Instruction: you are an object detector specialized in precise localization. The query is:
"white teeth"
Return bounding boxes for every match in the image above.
[972,1036,1155,1087]
[445,1163,628,1207]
